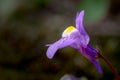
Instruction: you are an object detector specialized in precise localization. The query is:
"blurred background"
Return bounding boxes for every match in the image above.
[0,0,120,80]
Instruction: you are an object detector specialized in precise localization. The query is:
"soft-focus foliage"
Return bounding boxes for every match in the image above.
[0,0,120,80]
[77,0,110,23]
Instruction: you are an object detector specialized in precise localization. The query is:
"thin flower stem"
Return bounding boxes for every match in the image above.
[96,49,120,80]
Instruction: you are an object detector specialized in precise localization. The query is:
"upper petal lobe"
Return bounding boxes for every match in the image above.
[75,10,90,46]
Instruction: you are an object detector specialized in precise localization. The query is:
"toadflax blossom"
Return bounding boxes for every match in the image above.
[46,10,103,73]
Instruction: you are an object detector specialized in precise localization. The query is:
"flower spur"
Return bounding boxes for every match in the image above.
[46,10,103,73]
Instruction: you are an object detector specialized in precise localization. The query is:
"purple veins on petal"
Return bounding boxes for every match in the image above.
[46,38,75,59]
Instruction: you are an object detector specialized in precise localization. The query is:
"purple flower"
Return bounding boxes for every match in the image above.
[46,10,103,73]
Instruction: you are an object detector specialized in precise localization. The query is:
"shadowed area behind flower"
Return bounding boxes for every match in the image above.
[0,0,120,80]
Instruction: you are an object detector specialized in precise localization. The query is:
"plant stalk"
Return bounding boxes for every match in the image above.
[96,49,120,80]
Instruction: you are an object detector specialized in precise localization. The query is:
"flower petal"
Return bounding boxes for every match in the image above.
[70,30,85,46]
[79,45,103,73]
[75,10,90,45]
[90,59,103,73]
[46,38,75,59]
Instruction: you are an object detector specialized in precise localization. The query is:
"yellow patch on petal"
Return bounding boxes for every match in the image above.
[62,26,77,37]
